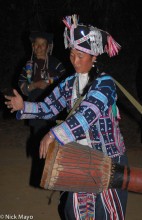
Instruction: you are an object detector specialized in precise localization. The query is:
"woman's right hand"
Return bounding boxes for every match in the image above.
[5,89,24,113]
[39,132,55,159]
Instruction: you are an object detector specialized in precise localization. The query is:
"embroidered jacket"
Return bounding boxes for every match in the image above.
[17,73,125,157]
[18,55,66,100]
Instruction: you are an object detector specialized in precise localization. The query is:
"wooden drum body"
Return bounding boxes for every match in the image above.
[40,141,142,194]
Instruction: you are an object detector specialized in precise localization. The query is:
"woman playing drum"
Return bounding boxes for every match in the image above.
[5,15,128,220]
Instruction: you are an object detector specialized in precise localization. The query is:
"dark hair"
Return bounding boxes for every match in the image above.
[82,63,102,96]
[29,32,53,44]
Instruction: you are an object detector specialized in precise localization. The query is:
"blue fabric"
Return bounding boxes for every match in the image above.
[17,73,125,157]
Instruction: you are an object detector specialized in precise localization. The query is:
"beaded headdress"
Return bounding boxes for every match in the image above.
[63,15,121,57]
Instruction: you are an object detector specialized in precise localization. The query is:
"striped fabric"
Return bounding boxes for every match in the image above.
[17,72,127,219]
[17,73,125,158]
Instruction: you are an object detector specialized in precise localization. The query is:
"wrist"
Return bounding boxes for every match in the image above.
[49,78,54,84]
[45,79,50,84]
[27,83,35,91]
[48,132,55,141]
[45,78,54,85]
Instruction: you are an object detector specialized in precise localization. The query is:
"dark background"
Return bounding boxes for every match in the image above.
[0,2,142,218]
[0,0,142,116]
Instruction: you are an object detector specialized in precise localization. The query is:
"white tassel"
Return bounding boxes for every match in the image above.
[64,27,68,49]
[72,14,78,27]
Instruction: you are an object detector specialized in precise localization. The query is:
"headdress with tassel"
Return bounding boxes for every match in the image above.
[63,15,121,57]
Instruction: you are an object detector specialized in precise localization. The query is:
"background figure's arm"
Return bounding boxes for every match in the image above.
[18,68,47,95]
[18,60,43,95]
[18,69,29,96]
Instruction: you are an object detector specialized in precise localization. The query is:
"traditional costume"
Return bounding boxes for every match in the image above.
[17,16,127,219]
[18,31,66,187]
[18,31,65,100]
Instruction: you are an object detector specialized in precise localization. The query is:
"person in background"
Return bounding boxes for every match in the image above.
[18,31,66,187]
[5,15,128,220]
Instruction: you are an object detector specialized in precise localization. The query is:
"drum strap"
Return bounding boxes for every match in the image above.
[114,78,142,114]
[66,96,83,119]
[56,96,83,124]
[57,78,142,125]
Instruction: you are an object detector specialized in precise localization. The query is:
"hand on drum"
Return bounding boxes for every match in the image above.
[39,132,55,159]
[5,89,24,113]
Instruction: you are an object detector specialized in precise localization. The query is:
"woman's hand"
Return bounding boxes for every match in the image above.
[39,132,55,159]
[5,89,24,113]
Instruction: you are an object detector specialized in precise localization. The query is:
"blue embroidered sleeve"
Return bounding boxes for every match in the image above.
[16,83,67,120]
[51,76,116,145]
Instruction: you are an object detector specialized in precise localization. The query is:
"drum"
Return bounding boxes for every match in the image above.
[40,141,142,193]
